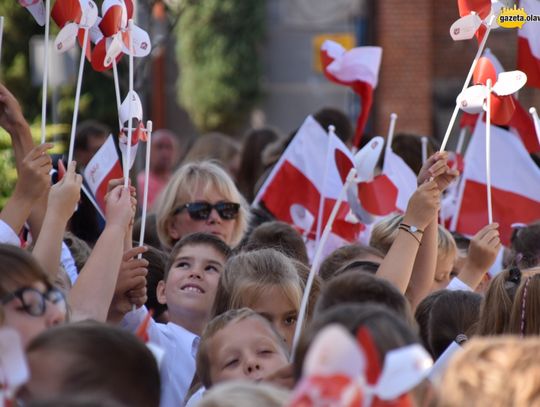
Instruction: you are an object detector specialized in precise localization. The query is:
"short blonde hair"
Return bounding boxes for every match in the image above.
[197,380,290,407]
[370,214,457,258]
[196,308,288,389]
[155,161,249,250]
[211,249,303,319]
[438,336,540,407]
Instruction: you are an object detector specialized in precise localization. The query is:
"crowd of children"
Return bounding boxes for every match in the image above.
[1,80,539,407]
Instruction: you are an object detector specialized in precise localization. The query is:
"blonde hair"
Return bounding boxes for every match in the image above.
[155,161,249,250]
[370,214,457,257]
[211,249,304,319]
[196,308,288,388]
[438,336,540,407]
[197,380,290,407]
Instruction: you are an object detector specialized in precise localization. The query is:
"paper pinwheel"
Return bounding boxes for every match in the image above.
[287,325,432,407]
[456,57,527,125]
[18,0,46,26]
[450,0,506,41]
[118,90,148,169]
[52,0,98,59]
[91,0,151,71]
[335,137,398,224]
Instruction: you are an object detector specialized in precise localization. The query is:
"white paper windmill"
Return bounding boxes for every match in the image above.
[118,90,147,169]
[450,0,506,41]
[51,0,98,54]
[18,0,46,26]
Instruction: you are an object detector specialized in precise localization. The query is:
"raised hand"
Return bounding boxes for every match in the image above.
[0,84,27,136]
[14,143,54,201]
[403,180,441,230]
[105,185,135,230]
[47,161,82,223]
[418,152,459,192]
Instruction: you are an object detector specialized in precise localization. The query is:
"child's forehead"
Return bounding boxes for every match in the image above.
[174,244,226,263]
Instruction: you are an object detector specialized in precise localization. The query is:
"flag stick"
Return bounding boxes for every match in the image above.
[137,120,153,260]
[0,16,4,72]
[80,183,106,220]
[291,167,357,360]
[112,59,123,132]
[384,113,398,163]
[124,20,134,189]
[439,15,495,152]
[529,107,540,148]
[40,0,51,144]
[421,136,428,164]
[67,28,89,164]
[456,127,467,155]
[315,125,335,245]
[485,79,493,224]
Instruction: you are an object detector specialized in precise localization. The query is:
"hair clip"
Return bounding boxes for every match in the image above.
[455,334,468,345]
[508,267,522,284]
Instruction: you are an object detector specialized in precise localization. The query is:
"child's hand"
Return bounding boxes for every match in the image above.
[466,223,501,271]
[403,180,440,230]
[48,161,82,222]
[13,143,53,201]
[418,152,459,192]
[107,177,136,197]
[0,84,27,136]
[105,185,135,230]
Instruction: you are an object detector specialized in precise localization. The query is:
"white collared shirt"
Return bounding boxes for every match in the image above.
[121,306,200,407]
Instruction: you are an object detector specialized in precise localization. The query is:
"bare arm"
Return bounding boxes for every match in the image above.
[376,180,441,293]
[69,186,135,322]
[32,161,82,279]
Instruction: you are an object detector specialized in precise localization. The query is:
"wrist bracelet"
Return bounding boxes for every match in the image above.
[399,223,424,234]
[398,225,422,245]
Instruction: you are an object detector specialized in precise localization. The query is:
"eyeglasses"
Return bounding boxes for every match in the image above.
[1,286,67,317]
[173,201,240,221]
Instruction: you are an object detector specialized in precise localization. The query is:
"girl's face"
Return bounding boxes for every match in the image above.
[247,285,298,351]
[2,281,66,347]
[167,184,238,246]
[431,247,458,292]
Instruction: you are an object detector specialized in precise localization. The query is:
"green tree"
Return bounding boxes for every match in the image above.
[176,0,265,133]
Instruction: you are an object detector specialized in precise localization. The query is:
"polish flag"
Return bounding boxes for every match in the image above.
[452,120,540,245]
[321,40,382,148]
[253,116,363,246]
[518,0,540,89]
[83,134,123,212]
[382,148,417,213]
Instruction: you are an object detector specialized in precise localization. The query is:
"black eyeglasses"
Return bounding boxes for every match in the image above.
[1,286,67,317]
[173,201,240,221]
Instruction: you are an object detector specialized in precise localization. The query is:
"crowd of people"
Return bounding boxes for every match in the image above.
[0,79,539,407]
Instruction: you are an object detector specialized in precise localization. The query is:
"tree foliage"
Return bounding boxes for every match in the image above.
[176,0,265,133]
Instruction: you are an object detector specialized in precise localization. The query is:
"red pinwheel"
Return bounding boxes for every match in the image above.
[287,325,432,407]
[456,57,527,125]
[91,0,151,71]
[51,0,98,60]
[335,136,398,224]
[450,0,506,42]
[118,90,148,169]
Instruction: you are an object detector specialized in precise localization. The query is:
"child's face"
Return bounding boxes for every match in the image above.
[431,247,458,292]
[158,244,225,322]
[247,285,297,349]
[208,317,289,385]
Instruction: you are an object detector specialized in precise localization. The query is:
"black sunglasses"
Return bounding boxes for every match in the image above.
[173,201,240,221]
[1,286,67,317]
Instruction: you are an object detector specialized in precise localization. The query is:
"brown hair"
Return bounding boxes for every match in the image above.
[476,267,522,336]
[318,244,384,281]
[27,321,160,407]
[196,308,288,389]
[438,336,540,407]
[314,271,414,326]
[509,222,540,269]
[243,221,309,265]
[212,249,303,319]
[164,233,232,281]
[509,273,540,336]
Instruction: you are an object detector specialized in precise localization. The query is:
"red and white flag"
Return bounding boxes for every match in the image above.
[382,148,417,213]
[452,120,540,245]
[320,40,382,148]
[83,134,123,212]
[518,0,540,89]
[253,116,363,246]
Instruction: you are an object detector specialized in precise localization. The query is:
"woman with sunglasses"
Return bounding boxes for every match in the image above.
[0,244,66,347]
[156,161,249,250]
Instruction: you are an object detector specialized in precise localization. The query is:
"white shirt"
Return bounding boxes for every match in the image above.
[121,306,200,407]
[446,277,472,292]
[184,387,205,407]
[0,220,20,246]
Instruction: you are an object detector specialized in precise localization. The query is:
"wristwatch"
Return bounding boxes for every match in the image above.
[399,223,424,234]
